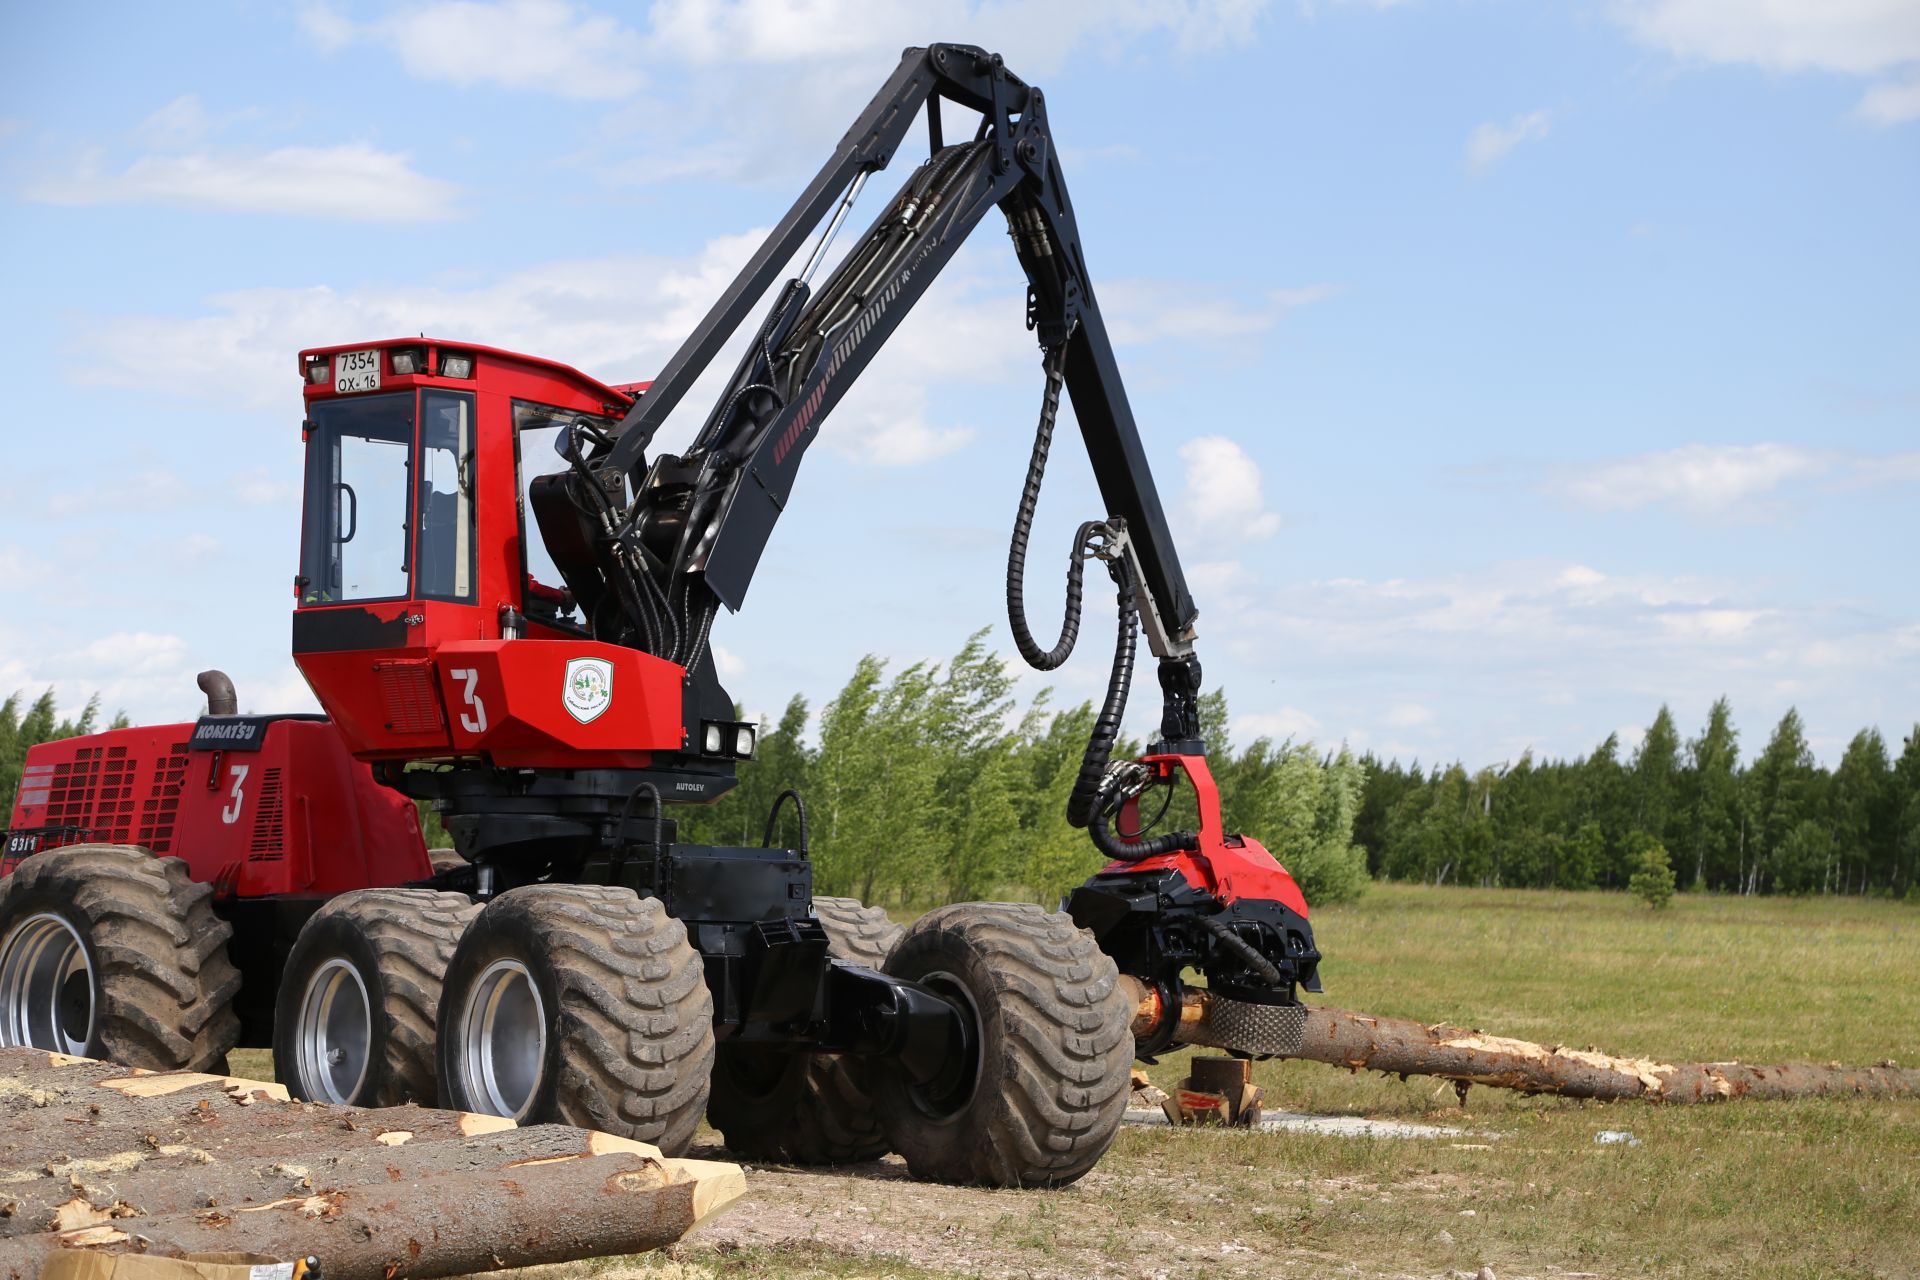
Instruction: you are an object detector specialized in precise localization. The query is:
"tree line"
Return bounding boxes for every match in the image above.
[8,650,1915,906]
[1355,701,1920,898]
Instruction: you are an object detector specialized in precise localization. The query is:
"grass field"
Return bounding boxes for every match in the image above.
[232,884,1920,1278]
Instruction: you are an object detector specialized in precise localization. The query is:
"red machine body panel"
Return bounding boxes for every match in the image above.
[1107,752,1311,919]
[3,718,429,897]
[290,337,684,769]
[435,640,687,768]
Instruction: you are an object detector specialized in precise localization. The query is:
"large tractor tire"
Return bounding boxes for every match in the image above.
[872,901,1132,1187]
[436,885,714,1155]
[707,895,903,1164]
[0,844,239,1070]
[273,888,479,1106]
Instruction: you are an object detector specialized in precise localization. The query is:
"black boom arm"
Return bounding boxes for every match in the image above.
[551,43,1208,746]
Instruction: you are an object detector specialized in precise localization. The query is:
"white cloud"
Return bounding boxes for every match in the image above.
[1202,557,1916,763]
[1559,443,1819,515]
[1178,435,1283,543]
[1549,443,1920,518]
[1611,0,1920,124]
[66,236,1027,467]
[136,95,216,147]
[297,3,355,51]
[1612,0,1920,76]
[299,0,1269,106]
[1386,702,1434,728]
[40,467,305,520]
[1655,608,1766,640]
[712,644,747,677]
[1858,70,1920,123]
[302,0,648,100]
[0,628,193,727]
[1233,707,1321,742]
[1465,109,1551,173]
[646,0,1273,71]
[28,143,460,222]
[1100,279,1334,346]
[68,243,760,411]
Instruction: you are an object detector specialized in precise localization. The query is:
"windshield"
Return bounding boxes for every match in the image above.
[298,389,477,606]
[300,393,413,604]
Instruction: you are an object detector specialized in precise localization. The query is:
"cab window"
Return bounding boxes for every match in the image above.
[513,402,611,625]
[299,393,412,604]
[416,390,477,602]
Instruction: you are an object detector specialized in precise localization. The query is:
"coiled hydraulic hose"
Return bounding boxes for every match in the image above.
[1006,345,1197,858]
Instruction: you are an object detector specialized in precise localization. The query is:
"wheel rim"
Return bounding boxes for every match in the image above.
[458,958,546,1120]
[0,912,94,1055]
[903,969,982,1120]
[294,958,373,1103]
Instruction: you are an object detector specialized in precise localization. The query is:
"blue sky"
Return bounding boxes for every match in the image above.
[0,0,1914,768]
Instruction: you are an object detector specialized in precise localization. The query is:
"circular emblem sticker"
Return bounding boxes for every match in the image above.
[563,657,614,723]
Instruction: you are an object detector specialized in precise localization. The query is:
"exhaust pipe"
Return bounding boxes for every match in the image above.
[197,670,238,717]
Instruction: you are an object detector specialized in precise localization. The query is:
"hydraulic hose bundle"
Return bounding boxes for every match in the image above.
[1005,347,1196,862]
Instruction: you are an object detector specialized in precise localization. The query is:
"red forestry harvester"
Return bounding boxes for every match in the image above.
[1,45,1320,1186]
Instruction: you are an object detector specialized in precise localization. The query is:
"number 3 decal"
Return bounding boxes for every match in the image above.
[451,667,488,733]
[221,765,250,825]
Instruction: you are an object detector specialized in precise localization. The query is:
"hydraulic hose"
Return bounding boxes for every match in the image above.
[1203,915,1284,986]
[1005,346,1086,671]
[613,780,666,895]
[1066,556,1138,829]
[1005,344,1196,854]
[762,788,811,857]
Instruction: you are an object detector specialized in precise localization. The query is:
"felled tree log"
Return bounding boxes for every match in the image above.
[1293,1005,1920,1102]
[0,1124,658,1238]
[0,1150,741,1280]
[1132,989,1920,1103]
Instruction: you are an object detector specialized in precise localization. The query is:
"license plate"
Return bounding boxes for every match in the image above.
[334,349,382,393]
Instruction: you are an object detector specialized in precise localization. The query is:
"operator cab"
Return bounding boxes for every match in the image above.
[291,340,690,767]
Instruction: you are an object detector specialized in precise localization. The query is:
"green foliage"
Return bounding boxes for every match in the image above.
[658,638,1374,910]
[1356,698,1920,899]
[1,690,128,820]
[1626,830,1676,908]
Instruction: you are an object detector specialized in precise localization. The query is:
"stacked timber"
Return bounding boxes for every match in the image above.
[0,1048,744,1280]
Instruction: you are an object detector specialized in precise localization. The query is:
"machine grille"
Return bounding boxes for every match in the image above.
[135,746,190,853]
[43,746,138,843]
[374,660,446,735]
[248,767,286,860]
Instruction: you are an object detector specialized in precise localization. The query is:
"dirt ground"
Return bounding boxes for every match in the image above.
[657,1125,1556,1280]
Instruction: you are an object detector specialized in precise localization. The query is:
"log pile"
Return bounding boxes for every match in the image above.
[0,1049,744,1280]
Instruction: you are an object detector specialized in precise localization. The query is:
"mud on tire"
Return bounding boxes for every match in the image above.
[437,885,714,1155]
[0,844,239,1070]
[873,901,1132,1187]
[707,895,904,1164]
[274,888,478,1106]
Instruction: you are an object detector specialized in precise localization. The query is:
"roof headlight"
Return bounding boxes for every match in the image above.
[438,351,474,378]
[389,347,424,376]
[304,357,330,385]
